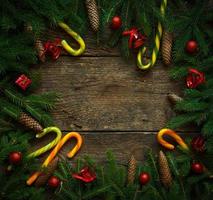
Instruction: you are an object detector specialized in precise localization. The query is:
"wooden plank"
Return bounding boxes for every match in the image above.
[30,131,195,165]
[36,56,193,131]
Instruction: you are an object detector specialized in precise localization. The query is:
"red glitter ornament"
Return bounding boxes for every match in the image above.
[15,74,32,90]
[139,172,150,185]
[191,135,205,153]
[185,40,198,54]
[122,28,146,49]
[191,162,204,174]
[72,166,96,183]
[111,16,122,30]
[186,68,205,89]
[48,176,61,188]
[9,151,22,165]
[43,38,62,60]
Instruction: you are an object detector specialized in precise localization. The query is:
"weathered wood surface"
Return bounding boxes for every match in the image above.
[35,32,197,164]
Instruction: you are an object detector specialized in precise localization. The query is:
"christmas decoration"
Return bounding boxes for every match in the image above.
[28,127,62,158]
[27,132,82,185]
[167,93,183,105]
[19,112,43,133]
[9,152,22,165]
[58,22,86,56]
[35,39,45,62]
[157,128,189,150]
[161,31,173,66]
[139,172,150,185]
[186,68,205,89]
[185,40,198,54]
[137,0,167,70]
[35,157,59,187]
[127,155,137,184]
[191,135,205,153]
[122,28,146,49]
[158,151,172,188]
[110,16,122,30]
[47,176,61,188]
[72,166,96,183]
[85,0,99,32]
[191,162,204,174]
[15,74,32,90]
[43,38,62,60]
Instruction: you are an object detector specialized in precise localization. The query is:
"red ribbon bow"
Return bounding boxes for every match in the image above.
[186,68,205,89]
[72,167,96,183]
[122,28,146,49]
[43,38,62,60]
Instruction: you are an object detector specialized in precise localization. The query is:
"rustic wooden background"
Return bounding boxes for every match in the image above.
[33,30,197,164]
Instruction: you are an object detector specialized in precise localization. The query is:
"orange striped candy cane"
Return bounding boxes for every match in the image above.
[27,132,83,186]
[157,128,189,150]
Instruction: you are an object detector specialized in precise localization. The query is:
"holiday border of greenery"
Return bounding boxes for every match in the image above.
[0,0,212,200]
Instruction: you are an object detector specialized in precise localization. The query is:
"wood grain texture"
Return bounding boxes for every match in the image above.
[30,131,195,165]
[36,56,188,131]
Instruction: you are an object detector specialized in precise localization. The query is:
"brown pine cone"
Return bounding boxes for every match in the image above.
[35,157,59,187]
[168,93,183,105]
[158,151,172,188]
[127,155,137,184]
[85,0,99,32]
[19,112,43,133]
[35,39,46,62]
[161,31,173,66]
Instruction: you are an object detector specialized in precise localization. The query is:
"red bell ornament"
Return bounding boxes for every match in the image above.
[43,38,62,60]
[15,74,32,90]
[122,28,146,49]
[186,68,205,89]
[72,166,96,183]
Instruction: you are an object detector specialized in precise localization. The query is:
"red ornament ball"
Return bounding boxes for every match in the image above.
[111,16,122,30]
[139,172,150,185]
[185,40,198,54]
[9,151,22,165]
[191,162,204,174]
[48,176,61,188]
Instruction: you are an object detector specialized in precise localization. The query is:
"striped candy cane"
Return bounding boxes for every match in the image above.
[137,0,167,70]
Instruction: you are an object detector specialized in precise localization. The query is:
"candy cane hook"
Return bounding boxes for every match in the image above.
[137,0,167,70]
[27,132,82,185]
[157,128,189,150]
[28,127,62,158]
[58,22,85,56]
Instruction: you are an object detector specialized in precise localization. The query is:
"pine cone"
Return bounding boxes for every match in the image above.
[167,93,183,105]
[19,112,43,133]
[85,0,99,32]
[161,31,173,66]
[35,157,59,187]
[158,151,172,188]
[127,155,137,184]
[35,39,46,62]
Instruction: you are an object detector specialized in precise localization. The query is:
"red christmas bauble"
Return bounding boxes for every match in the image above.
[139,172,150,185]
[9,152,22,165]
[48,176,61,188]
[111,16,122,30]
[191,162,204,174]
[185,40,198,54]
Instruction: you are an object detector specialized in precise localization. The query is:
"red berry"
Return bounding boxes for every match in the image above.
[9,151,22,165]
[48,176,61,188]
[139,172,150,185]
[191,162,204,174]
[185,40,198,54]
[111,16,122,30]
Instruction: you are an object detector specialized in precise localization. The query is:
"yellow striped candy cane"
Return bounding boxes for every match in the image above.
[58,22,86,56]
[137,0,167,70]
[28,127,62,158]
[27,132,82,185]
